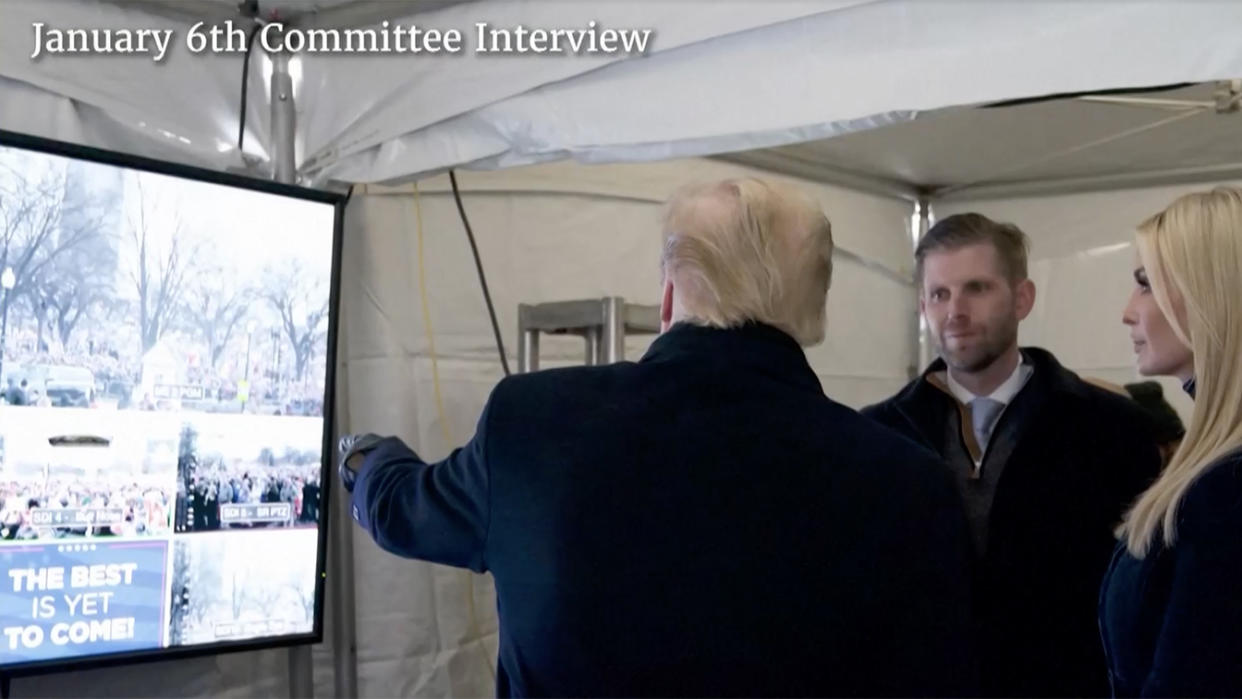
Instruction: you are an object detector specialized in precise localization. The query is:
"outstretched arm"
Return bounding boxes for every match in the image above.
[342,408,492,572]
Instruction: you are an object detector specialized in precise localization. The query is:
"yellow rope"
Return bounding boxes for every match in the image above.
[411,180,495,679]
[412,182,453,446]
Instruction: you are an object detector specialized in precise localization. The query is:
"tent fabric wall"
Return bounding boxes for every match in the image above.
[337,157,917,405]
[931,179,1242,424]
[12,645,300,697]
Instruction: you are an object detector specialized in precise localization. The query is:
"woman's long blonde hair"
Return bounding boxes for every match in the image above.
[1120,185,1242,557]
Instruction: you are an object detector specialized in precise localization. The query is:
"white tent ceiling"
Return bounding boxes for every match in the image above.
[108,0,476,27]
[724,81,1242,201]
[2,0,1240,194]
[297,0,1242,189]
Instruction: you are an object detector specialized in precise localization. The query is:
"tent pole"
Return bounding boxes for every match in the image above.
[325,323,359,699]
[268,40,324,699]
[912,197,932,378]
[270,49,297,184]
[327,400,359,699]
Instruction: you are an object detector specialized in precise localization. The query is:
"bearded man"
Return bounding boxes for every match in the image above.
[862,212,1162,698]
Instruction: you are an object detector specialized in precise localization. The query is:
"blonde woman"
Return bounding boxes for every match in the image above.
[1103,186,1242,696]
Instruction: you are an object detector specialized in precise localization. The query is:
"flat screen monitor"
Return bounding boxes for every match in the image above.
[0,130,343,675]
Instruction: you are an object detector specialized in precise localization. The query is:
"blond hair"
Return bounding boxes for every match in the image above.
[659,178,833,346]
[1120,185,1242,557]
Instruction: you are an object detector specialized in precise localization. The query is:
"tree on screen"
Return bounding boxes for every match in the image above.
[239,575,288,620]
[19,260,107,353]
[168,537,228,644]
[168,542,190,645]
[179,262,253,370]
[262,259,329,383]
[292,573,316,623]
[36,164,121,350]
[187,552,224,631]
[39,267,110,349]
[0,154,112,345]
[231,569,247,620]
[124,174,194,354]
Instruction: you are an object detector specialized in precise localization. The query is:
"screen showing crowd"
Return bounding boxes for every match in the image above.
[0,144,335,668]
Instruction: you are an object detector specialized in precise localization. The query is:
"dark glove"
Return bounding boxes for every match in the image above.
[337,433,385,493]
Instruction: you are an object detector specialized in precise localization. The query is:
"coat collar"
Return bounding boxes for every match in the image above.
[895,346,1088,406]
[886,347,1088,448]
[641,321,822,393]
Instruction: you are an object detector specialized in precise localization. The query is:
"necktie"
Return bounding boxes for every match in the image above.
[970,397,1004,452]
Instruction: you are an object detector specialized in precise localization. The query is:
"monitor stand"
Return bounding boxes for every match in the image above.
[289,644,313,698]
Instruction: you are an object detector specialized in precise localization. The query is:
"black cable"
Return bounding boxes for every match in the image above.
[982,82,1196,109]
[236,22,262,151]
[449,170,511,377]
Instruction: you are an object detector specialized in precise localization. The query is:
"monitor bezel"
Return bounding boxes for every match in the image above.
[0,128,346,678]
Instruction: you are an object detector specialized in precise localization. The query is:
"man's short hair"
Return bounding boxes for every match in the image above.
[915,213,1030,285]
[660,177,833,346]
